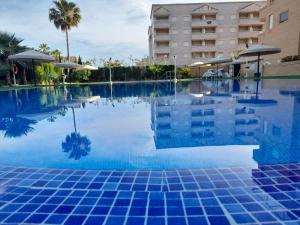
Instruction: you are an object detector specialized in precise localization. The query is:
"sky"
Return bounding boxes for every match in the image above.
[0,0,258,64]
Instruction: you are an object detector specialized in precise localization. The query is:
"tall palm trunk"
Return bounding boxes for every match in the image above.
[65,29,70,61]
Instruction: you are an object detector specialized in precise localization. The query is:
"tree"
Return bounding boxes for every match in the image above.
[51,49,61,61]
[49,0,81,61]
[0,32,26,85]
[78,55,82,65]
[149,64,164,78]
[38,43,50,54]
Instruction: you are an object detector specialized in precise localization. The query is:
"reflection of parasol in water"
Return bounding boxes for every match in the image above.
[238,79,277,107]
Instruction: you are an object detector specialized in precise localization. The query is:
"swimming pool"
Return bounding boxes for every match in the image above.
[1,79,300,170]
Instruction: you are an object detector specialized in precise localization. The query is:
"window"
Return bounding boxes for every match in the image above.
[279,11,288,23]
[268,14,274,30]
[183,16,190,21]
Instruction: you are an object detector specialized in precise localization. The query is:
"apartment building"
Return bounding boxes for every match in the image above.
[259,0,300,61]
[148,1,266,66]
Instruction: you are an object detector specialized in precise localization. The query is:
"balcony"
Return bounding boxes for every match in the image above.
[153,20,170,28]
[192,20,217,27]
[154,34,170,41]
[238,31,261,38]
[192,33,217,40]
[154,47,170,54]
[239,18,263,26]
[191,45,217,52]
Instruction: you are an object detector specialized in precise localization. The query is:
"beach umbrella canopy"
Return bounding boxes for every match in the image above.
[238,45,281,77]
[8,50,55,86]
[77,65,98,71]
[55,61,82,69]
[8,50,55,62]
[204,56,232,77]
[239,45,281,57]
[205,56,233,65]
[190,61,205,67]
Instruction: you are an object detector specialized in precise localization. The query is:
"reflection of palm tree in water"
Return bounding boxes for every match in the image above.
[0,117,36,138]
[62,106,91,160]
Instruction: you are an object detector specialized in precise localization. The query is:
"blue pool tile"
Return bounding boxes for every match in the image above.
[0,213,10,222]
[91,207,110,215]
[1,203,22,212]
[54,205,75,214]
[167,207,184,216]
[205,206,224,215]
[64,215,86,225]
[73,206,93,214]
[126,217,145,225]
[185,207,204,215]
[5,213,30,223]
[105,216,125,225]
[147,217,165,225]
[232,213,255,223]
[25,213,48,224]
[129,207,146,216]
[243,202,264,211]
[272,211,298,221]
[84,216,105,225]
[37,204,57,213]
[148,207,165,216]
[110,207,128,216]
[208,216,231,225]
[167,217,186,225]
[187,216,208,225]
[252,212,278,222]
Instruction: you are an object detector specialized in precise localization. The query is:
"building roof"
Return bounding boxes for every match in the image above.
[150,0,266,17]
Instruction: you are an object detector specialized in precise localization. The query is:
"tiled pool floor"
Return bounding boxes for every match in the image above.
[0,164,299,225]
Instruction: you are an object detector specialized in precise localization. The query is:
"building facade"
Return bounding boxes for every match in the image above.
[148,1,266,66]
[259,0,300,61]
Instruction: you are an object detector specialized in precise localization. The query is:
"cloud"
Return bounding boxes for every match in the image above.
[0,0,264,63]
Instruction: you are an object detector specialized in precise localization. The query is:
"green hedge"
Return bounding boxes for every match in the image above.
[89,65,192,82]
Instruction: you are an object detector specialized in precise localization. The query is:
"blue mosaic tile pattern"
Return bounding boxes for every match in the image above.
[0,164,300,224]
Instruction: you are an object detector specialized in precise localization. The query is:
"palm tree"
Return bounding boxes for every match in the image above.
[38,43,50,55]
[51,49,61,61]
[0,32,27,85]
[49,0,81,61]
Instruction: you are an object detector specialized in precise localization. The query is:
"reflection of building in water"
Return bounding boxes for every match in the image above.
[151,92,260,149]
[253,90,300,164]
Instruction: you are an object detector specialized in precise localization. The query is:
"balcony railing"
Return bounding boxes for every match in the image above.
[192,20,217,27]
[154,34,170,41]
[239,18,263,25]
[192,33,217,39]
[154,47,171,54]
[153,20,170,28]
[191,46,217,52]
[238,31,261,38]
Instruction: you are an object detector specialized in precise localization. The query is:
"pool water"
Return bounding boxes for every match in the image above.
[1,79,300,170]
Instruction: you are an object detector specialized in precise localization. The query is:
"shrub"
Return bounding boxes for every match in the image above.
[177,67,192,79]
[69,70,91,82]
[35,63,62,84]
